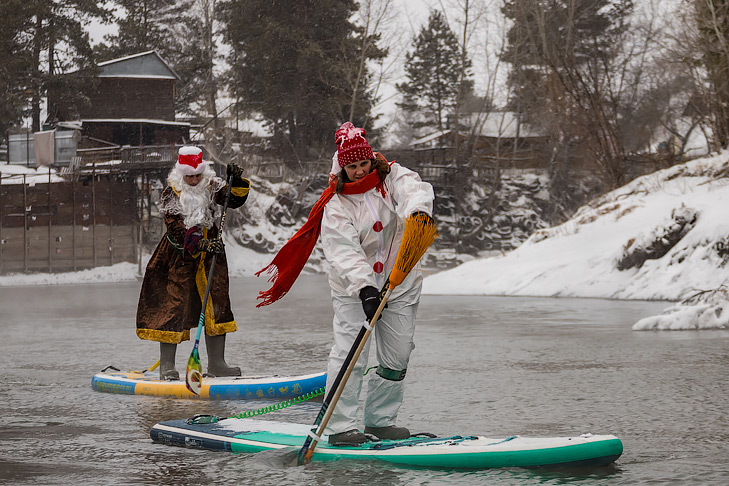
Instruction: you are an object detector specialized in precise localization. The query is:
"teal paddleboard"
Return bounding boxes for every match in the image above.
[150,417,622,469]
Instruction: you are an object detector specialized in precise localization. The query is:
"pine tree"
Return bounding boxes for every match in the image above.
[501,0,635,192]
[164,0,221,125]
[41,2,110,126]
[22,0,110,131]
[502,0,630,116]
[93,0,179,60]
[95,0,215,120]
[693,0,729,149]
[219,0,382,163]
[0,0,35,139]
[397,10,472,132]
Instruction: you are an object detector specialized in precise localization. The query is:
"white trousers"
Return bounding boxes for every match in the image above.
[324,287,420,435]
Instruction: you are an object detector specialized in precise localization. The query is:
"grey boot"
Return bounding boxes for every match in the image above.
[205,334,241,377]
[328,429,367,446]
[364,425,410,440]
[159,342,179,381]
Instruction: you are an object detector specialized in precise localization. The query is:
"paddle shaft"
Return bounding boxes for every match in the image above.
[186,173,234,392]
[295,317,371,458]
[310,281,390,416]
[299,287,392,464]
[193,174,233,342]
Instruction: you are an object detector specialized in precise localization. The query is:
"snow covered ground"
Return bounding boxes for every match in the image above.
[3,153,729,331]
[0,246,276,287]
[423,152,729,330]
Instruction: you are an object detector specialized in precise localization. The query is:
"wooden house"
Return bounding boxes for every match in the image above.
[53,50,190,149]
[0,51,197,274]
[409,112,549,170]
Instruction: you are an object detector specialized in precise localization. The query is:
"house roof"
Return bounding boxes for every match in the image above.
[411,130,452,146]
[96,51,180,80]
[466,112,544,138]
[81,118,191,127]
[410,112,545,147]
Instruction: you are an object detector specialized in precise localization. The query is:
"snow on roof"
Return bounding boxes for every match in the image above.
[468,112,544,138]
[410,112,544,147]
[81,118,191,127]
[411,130,452,146]
[0,163,65,185]
[57,121,83,130]
[237,116,272,138]
[96,50,180,80]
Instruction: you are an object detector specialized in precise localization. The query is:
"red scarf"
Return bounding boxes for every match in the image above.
[255,167,387,307]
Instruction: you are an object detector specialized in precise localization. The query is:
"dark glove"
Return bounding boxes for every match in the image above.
[411,211,434,226]
[197,238,224,254]
[226,163,244,180]
[183,226,203,257]
[360,285,382,321]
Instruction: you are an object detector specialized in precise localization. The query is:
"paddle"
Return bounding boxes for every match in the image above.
[185,172,235,395]
[297,213,438,465]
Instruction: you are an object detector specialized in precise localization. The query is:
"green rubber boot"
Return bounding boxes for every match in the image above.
[205,334,241,377]
[159,342,179,381]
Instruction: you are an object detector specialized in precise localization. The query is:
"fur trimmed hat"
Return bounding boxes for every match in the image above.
[176,146,207,176]
[335,122,374,167]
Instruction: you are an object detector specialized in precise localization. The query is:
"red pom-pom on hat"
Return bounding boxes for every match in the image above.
[335,122,374,167]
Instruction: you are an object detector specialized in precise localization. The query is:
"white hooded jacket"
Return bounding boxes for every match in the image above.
[321,162,435,302]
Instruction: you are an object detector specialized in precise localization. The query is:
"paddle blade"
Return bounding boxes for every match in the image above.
[296,447,308,466]
[297,443,314,466]
[185,347,203,395]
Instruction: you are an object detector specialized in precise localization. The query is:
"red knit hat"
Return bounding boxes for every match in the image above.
[176,146,207,176]
[335,122,374,167]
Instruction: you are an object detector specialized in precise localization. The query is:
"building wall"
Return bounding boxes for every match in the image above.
[81,122,189,147]
[0,179,138,273]
[55,77,176,122]
[82,78,176,120]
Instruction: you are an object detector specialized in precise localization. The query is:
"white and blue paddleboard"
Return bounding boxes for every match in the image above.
[150,417,623,469]
[92,369,326,400]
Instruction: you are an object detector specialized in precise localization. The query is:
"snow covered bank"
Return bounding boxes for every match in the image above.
[632,287,729,330]
[423,153,729,329]
[0,244,292,287]
[0,261,141,287]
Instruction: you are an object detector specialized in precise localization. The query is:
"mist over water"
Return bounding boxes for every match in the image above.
[2,276,728,484]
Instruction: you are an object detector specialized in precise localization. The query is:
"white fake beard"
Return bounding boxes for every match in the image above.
[178,174,215,229]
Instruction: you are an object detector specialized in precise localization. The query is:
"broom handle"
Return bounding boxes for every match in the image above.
[300,287,392,465]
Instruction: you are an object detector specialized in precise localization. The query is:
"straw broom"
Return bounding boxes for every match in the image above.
[386,212,439,290]
[298,213,438,465]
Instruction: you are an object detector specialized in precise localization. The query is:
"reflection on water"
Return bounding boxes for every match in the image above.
[2,276,728,484]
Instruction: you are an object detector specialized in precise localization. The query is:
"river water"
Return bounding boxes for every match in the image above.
[2,276,728,485]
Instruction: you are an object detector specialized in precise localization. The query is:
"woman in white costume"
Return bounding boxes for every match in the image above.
[256,122,434,446]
